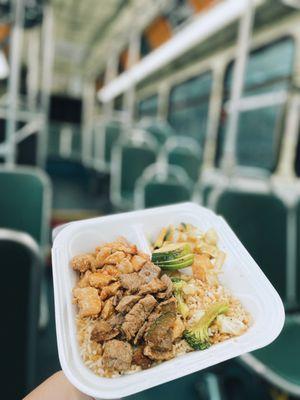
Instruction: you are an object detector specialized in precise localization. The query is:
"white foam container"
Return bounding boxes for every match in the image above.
[52,202,285,399]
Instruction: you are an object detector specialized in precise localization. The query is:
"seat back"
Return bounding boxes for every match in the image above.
[134,163,193,209]
[71,125,82,162]
[104,121,123,164]
[93,120,124,173]
[165,137,202,183]
[110,131,158,209]
[138,119,174,144]
[0,167,51,249]
[48,123,61,159]
[0,229,41,398]
[297,199,300,306]
[212,189,288,303]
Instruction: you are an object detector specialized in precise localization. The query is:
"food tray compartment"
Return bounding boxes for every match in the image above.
[52,202,285,399]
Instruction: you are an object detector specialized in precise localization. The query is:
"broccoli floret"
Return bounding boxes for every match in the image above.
[171,278,189,319]
[184,302,229,350]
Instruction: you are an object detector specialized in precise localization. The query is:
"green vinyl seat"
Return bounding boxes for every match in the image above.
[71,126,82,162]
[297,199,300,305]
[110,132,158,209]
[138,119,175,144]
[134,163,193,209]
[165,137,202,183]
[0,167,51,250]
[93,120,124,173]
[244,316,300,392]
[0,229,41,398]
[213,190,287,301]
[212,188,300,396]
[104,121,123,165]
[48,123,62,159]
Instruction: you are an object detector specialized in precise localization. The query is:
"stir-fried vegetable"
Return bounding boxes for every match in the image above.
[184,302,229,350]
[171,278,189,319]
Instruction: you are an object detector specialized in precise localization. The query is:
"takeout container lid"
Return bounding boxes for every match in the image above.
[52,202,285,399]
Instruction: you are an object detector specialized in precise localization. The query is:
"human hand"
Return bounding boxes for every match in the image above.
[23,371,93,400]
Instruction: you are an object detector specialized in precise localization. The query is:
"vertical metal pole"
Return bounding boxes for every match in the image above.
[202,63,225,170]
[38,4,54,168]
[124,32,141,121]
[27,28,40,112]
[221,0,254,173]
[277,94,300,178]
[82,81,95,165]
[5,0,25,166]
[104,53,119,117]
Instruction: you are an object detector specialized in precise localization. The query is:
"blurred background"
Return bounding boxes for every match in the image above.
[0,0,300,398]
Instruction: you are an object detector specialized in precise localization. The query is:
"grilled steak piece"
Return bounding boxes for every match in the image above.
[108,312,125,328]
[119,273,144,293]
[143,345,174,361]
[102,340,133,373]
[145,311,176,352]
[116,295,141,313]
[122,295,157,340]
[91,320,119,343]
[157,297,177,314]
[132,346,152,369]
[138,277,167,296]
[133,298,177,344]
[112,289,124,306]
[138,262,161,283]
[156,274,173,299]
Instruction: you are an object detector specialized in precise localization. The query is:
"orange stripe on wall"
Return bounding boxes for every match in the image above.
[145,17,172,50]
[0,24,10,42]
[188,0,217,13]
[120,48,129,70]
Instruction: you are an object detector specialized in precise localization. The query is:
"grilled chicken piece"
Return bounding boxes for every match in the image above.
[73,287,101,317]
[89,272,116,288]
[76,270,92,288]
[71,254,97,273]
[131,255,148,272]
[101,298,114,320]
[100,282,121,300]
[95,247,112,267]
[117,258,135,274]
[103,251,126,265]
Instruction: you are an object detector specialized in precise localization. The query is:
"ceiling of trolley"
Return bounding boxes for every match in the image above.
[51,0,172,95]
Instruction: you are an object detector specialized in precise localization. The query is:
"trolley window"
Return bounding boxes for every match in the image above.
[168,71,212,145]
[215,36,295,171]
[137,94,159,119]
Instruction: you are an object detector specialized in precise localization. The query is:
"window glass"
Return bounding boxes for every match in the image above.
[114,95,124,111]
[168,71,212,145]
[215,37,295,170]
[137,94,159,119]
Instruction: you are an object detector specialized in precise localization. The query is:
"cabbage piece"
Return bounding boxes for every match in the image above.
[216,315,246,336]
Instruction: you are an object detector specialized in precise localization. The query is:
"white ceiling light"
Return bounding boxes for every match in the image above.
[0,50,9,80]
